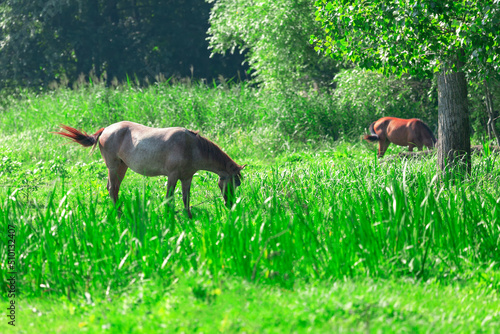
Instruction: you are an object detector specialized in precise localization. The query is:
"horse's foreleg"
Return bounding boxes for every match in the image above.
[181,178,193,219]
[424,139,434,150]
[408,140,424,152]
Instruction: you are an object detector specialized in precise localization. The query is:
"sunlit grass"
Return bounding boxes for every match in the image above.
[1,145,499,296]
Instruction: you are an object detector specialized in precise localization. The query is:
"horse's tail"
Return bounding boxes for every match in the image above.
[53,125,105,152]
[421,122,437,146]
[363,122,379,142]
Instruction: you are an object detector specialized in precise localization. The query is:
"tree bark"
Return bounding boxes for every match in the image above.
[437,70,471,174]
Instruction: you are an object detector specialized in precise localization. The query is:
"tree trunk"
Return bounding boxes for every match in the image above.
[437,70,471,174]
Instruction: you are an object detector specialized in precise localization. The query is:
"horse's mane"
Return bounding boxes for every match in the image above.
[189,130,241,175]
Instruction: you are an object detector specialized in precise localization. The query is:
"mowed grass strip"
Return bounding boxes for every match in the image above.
[3,277,499,333]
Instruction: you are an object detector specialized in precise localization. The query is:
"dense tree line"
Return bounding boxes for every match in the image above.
[0,0,247,88]
[0,0,339,91]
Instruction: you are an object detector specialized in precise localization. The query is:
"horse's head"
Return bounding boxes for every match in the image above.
[218,164,246,208]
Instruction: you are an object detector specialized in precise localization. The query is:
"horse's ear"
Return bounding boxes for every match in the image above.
[240,164,247,170]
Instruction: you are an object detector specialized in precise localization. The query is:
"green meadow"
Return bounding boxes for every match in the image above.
[1,82,499,333]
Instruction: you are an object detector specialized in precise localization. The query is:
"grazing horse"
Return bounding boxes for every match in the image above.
[55,121,245,218]
[363,117,436,158]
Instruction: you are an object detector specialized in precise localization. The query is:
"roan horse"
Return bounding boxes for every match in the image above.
[363,117,437,158]
[55,121,246,218]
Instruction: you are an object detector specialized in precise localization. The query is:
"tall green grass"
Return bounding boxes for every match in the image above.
[1,151,499,298]
[0,82,499,301]
[0,81,339,141]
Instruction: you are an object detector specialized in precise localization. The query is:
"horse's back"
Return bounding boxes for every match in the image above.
[99,121,199,177]
[374,117,434,147]
[383,118,413,146]
[102,121,185,137]
[101,121,193,145]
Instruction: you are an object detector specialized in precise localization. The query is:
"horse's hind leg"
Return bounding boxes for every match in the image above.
[181,178,193,218]
[106,160,128,204]
[378,139,390,158]
[165,175,179,213]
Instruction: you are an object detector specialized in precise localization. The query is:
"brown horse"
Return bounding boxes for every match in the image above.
[55,121,245,218]
[363,117,436,158]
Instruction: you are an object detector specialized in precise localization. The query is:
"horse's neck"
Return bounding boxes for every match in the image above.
[199,156,233,177]
[195,137,235,177]
[193,146,233,177]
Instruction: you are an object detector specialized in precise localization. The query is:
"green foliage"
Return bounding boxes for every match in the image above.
[208,0,339,90]
[312,0,500,81]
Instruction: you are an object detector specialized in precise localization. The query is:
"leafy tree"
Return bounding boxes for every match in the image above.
[207,0,339,90]
[312,0,500,173]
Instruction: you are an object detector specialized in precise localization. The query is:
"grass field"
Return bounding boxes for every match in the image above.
[1,82,500,333]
